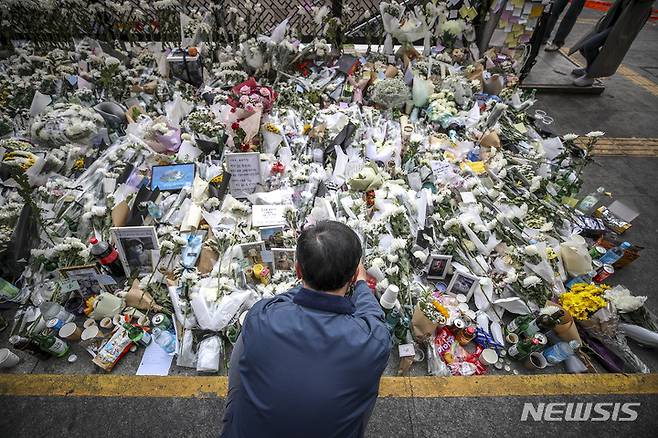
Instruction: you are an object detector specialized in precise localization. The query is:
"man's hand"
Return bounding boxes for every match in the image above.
[355,262,368,283]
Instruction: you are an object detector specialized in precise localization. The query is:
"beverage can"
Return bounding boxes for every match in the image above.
[589,246,607,258]
[593,265,614,283]
[46,318,65,331]
[152,313,172,331]
[592,259,603,271]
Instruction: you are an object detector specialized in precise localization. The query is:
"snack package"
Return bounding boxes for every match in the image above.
[594,206,631,234]
[434,327,468,366]
[92,326,133,371]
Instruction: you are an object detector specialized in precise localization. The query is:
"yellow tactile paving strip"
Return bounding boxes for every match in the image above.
[1,374,657,398]
[578,137,658,157]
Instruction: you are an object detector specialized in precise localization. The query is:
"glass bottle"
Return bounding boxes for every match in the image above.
[33,332,70,358]
[123,323,151,347]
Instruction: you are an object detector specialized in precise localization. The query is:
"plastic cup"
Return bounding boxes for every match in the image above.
[59,322,82,341]
[524,352,548,370]
[81,325,104,341]
[0,348,20,368]
[380,285,400,310]
[83,319,97,329]
[506,332,519,344]
[479,348,499,366]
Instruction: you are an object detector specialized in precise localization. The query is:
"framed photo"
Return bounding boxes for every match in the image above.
[260,226,284,250]
[151,163,195,191]
[272,248,295,272]
[415,226,434,249]
[239,241,266,266]
[446,271,480,299]
[426,254,452,280]
[110,226,160,277]
[59,265,108,296]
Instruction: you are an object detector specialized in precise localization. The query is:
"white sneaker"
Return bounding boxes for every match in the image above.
[573,75,594,87]
[545,42,561,52]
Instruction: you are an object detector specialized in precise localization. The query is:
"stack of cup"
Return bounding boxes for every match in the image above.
[379,285,400,310]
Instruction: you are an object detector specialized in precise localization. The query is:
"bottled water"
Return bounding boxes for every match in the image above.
[543,340,581,364]
[598,242,631,265]
[153,328,176,354]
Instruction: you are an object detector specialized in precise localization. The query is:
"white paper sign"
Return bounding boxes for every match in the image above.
[251,204,286,227]
[460,191,477,204]
[399,343,415,357]
[226,152,261,198]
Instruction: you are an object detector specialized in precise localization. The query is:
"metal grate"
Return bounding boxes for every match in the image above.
[0,0,389,45]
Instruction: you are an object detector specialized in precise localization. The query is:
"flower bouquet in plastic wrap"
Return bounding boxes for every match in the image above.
[559,283,644,372]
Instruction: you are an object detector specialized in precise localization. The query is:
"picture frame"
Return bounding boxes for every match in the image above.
[272,248,296,272]
[239,241,266,266]
[446,271,480,300]
[110,226,160,277]
[426,254,452,280]
[151,162,195,191]
[260,226,284,250]
[59,264,108,296]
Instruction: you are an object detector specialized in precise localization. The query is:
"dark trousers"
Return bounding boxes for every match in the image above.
[543,0,587,46]
[580,28,613,71]
[220,334,244,438]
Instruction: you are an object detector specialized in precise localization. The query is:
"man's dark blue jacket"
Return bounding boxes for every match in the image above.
[221,280,391,438]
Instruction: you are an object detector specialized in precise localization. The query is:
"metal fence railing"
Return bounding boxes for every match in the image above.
[0,0,388,46]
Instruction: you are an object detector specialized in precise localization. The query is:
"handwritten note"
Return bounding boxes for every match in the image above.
[252,205,286,227]
[226,152,261,198]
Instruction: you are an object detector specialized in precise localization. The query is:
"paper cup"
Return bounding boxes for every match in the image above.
[524,352,548,370]
[83,319,97,329]
[506,333,519,344]
[81,325,104,341]
[479,348,499,366]
[0,348,20,368]
[59,322,82,341]
[100,317,114,329]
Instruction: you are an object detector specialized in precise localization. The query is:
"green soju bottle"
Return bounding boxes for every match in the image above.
[34,332,70,358]
[123,323,152,347]
[505,313,535,336]
[508,333,547,360]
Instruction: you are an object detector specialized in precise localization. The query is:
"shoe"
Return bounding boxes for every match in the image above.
[571,67,586,76]
[573,75,594,87]
[545,42,561,52]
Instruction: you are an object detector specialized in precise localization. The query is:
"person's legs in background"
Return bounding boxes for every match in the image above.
[543,0,570,48]
[574,28,613,86]
[553,0,587,47]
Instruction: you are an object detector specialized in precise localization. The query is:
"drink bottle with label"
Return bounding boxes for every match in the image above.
[89,237,126,277]
[598,241,631,265]
[543,340,581,364]
[508,333,547,360]
[33,332,70,357]
[524,309,565,338]
[123,323,152,347]
[9,335,51,359]
[505,314,534,336]
[153,328,176,354]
